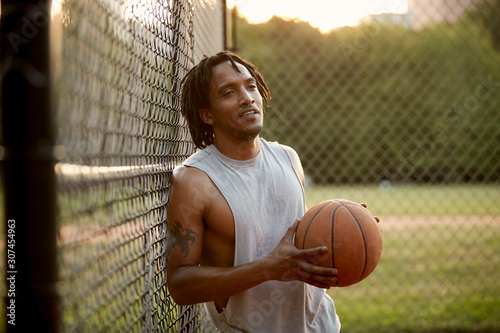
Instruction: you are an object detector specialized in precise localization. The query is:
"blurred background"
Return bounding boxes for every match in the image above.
[1,0,499,332]
[232,1,500,332]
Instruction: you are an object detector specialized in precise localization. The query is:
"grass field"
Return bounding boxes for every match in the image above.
[305,183,500,216]
[1,184,498,331]
[304,184,500,332]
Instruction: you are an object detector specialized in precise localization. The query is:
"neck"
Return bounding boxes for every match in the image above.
[214,136,261,161]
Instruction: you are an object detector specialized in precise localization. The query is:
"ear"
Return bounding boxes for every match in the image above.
[199,108,214,125]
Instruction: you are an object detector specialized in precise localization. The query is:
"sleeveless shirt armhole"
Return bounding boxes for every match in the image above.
[279,145,304,188]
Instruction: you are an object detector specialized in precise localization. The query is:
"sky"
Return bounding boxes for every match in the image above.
[228,0,408,32]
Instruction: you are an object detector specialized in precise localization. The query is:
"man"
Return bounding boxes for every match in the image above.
[166,51,341,332]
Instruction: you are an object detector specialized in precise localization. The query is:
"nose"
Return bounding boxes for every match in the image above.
[239,89,255,106]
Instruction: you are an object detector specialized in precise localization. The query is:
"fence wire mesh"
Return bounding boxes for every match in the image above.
[52,0,221,331]
[2,0,499,332]
[233,0,500,332]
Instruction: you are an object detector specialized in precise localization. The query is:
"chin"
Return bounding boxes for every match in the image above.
[237,128,262,142]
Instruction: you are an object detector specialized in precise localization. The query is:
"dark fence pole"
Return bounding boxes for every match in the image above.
[1,0,59,332]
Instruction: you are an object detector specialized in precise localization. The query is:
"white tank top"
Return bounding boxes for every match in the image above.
[183,138,341,332]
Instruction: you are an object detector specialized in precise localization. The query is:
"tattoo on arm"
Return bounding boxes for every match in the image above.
[167,220,199,258]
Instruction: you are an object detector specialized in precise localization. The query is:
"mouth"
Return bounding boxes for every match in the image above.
[240,108,260,117]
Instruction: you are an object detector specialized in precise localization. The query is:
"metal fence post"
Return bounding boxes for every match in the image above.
[1,0,59,331]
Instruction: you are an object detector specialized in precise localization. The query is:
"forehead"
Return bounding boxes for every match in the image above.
[210,61,253,87]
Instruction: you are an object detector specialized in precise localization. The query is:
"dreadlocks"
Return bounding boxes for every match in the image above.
[180,51,271,149]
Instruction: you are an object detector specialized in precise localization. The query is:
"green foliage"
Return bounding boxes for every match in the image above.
[237,14,500,184]
[468,0,500,52]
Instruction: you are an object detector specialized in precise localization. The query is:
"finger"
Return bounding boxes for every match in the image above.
[298,270,338,288]
[298,257,338,276]
[375,217,383,232]
[287,219,301,241]
[287,219,300,233]
[304,279,333,289]
[303,260,338,276]
[299,245,328,259]
[298,249,332,273]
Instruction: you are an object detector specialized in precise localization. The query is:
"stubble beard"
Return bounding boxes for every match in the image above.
[219,115,263,143]
[231,125,262,143]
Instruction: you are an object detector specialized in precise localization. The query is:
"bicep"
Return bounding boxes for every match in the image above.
[166,167,207,270]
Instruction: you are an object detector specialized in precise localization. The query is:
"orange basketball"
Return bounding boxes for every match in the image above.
[295,199,383,287]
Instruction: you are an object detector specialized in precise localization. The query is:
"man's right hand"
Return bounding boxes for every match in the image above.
[265,219,338,289]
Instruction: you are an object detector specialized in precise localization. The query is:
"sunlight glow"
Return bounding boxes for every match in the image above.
[229,0,408,32]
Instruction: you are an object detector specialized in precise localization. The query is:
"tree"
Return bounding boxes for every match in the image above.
[469,0,500,51]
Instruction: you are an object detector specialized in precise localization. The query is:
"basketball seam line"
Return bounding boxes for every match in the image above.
[331,205,342,270]
[301,201,336,249]
[341,203,368,283]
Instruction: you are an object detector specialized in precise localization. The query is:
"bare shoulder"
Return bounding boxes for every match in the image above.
[171,164,211,184]
[170,164,215,202]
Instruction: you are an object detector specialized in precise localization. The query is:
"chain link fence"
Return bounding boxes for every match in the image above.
[2,0,222,331]
[53,0,226,331]
[2,0,499,332]
[233,0,500,332]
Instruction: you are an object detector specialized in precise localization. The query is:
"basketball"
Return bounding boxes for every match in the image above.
[295,199,383,287]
